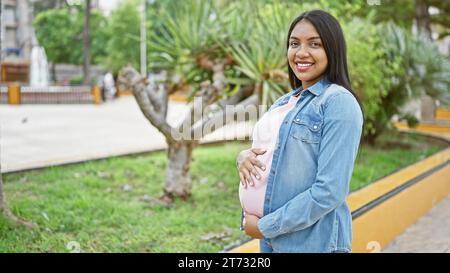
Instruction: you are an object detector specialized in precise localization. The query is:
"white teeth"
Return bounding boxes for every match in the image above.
[297,63,313,67]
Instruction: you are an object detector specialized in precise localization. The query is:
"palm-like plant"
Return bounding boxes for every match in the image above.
[383,23,450,103]
[120,0,259,201]
[364,22,450,144]
[224,1,302,107]
[408,35,450,105]
[148,0,224,93]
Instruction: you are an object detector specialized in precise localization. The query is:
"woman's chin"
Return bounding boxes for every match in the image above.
[295,74,324,85]
[295,74,315,82]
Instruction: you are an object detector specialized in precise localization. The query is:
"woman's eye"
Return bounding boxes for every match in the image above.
[310,42,321,47]
[290,41,299,47]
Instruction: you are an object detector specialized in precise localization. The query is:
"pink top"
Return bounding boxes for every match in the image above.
[239,94,299,217]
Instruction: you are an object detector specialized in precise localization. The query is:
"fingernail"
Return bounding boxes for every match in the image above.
[262,167,266,170]
[256,175,260,179]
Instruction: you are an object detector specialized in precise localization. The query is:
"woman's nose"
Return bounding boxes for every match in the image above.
[295,46,310,58]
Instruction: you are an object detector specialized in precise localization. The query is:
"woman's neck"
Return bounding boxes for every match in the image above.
[302,76,322,91]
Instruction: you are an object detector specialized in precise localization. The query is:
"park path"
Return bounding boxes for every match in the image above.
[381,124,450,253]
[0,96,252,173]
[382,193,450,253]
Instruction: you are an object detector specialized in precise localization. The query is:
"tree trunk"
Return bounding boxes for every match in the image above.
[83,0,91,85]
[118,65,258,203]
[164,141,194,200]
[51,62,57,83]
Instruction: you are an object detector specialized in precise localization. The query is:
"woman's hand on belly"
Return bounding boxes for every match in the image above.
[237,148,267,188]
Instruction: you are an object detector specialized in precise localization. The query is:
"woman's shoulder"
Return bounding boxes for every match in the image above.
[321,84,363,122]
[322,84,358,107]
[323,83,352,98]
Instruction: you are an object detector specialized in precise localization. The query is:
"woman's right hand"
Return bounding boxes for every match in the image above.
[237,148,267,188]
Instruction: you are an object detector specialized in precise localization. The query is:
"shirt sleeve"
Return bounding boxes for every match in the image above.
[258,92,363,239]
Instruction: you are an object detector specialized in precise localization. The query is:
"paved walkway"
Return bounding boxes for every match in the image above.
[0,97,253,173]
[381,123,450,252]
[382,194,450,253]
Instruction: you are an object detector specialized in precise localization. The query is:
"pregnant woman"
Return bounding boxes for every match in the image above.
[236,10,364,253]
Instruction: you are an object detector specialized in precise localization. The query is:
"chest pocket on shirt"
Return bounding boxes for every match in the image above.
[290,112,323,144]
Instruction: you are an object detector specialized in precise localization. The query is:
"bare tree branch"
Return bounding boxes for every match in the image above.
[179,62,225,130]
[118,66,175,141]
[191,94,259,138]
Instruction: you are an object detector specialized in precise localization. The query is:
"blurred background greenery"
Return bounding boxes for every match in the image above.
[31,0,450,145]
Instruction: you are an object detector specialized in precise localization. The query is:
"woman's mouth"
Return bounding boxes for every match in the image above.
[295,62,314,73]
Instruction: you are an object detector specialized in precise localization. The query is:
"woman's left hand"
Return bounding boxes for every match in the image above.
[244,214,263,239]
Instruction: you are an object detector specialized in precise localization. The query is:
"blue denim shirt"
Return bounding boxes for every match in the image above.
[243,78,363,253]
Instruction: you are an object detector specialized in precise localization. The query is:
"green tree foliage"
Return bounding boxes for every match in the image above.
[361,0,450,39]
[33,5,109,65]
[344,17,394,144]
[146,0,246,99]
[148,0,219,81]
[103,0,141,74]
[357,22,450,144]
[30,0,69,16]
[33,8,73,64]
[224,1,302,106]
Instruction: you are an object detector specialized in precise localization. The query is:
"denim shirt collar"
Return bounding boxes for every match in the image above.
[292,77,331,97]
[272,78,331,110]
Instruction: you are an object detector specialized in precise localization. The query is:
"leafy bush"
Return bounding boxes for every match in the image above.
[69,77,84,85]
[365,22,450,144]
[344,17,393,142]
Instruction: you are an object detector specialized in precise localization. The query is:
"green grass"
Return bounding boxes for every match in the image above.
[350,132,447,191]
[0,131,447,252]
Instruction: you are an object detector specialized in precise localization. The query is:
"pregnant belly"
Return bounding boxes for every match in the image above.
[238,150,272,218]
[239,176,268,218]
[239,167,268,218]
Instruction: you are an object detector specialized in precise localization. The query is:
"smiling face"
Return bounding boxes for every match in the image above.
[287,19,328,90]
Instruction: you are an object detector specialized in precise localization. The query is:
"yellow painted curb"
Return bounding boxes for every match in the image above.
[352,161,450,252]
[436,108,450,121]
[394,122,450,133]
[229,147,450,253]
[228,239,259,253]
[169,94,189,102]
[347,148,450,212]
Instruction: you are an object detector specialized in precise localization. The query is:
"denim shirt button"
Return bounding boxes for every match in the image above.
[313,125,318,129]
[295,118,300,122]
